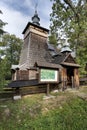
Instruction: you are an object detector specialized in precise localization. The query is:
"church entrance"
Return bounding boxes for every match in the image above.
[67,67,75,87]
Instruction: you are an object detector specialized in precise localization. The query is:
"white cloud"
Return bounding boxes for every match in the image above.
[24,0,33,9]
[0,3,29,38]
[0,0,52,39]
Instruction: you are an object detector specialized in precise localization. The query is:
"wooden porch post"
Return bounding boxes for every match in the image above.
[74,69,79,89]
[16,68,19,80]
[47,83,50,96]
[62,68,67,91]
[71,76,74,88]
[27,69,29,80]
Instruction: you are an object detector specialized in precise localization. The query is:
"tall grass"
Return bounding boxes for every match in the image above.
[0,93,87,130]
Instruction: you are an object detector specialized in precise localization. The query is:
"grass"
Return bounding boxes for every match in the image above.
[79,86,87,94]
[0,86,87,130]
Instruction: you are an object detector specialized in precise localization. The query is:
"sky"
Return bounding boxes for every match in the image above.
[0,0,52,39]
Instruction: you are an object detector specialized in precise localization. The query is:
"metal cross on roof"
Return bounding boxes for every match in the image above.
[35,2,38,12]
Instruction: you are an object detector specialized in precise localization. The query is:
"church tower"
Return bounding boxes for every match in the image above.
[19,9,49,79]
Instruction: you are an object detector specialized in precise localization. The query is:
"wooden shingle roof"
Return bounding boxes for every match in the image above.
[34,61,61,69]
[8,79,40,88]
[52,53,80,67]
[19,21,80,70]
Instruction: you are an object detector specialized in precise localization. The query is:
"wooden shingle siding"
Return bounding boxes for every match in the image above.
[12,70,29,81]
[19,34,29,68]
[29,70,37,80]
[64,54,76,63]
[19,24,50,70]
[29,33,48,65]
[19,70,29,80]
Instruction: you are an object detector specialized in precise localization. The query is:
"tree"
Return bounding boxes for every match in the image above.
[1,34,23,80]
[50,0,87,75]
[0,34,23,89]
[2,34,23,64]
[49,34,57,45]
[0,10,8,89]
[0,11,23,88]
[0,58,7,90]
[0,10,7,37]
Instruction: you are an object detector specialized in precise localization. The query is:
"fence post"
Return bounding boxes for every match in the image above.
[47,83,50,96]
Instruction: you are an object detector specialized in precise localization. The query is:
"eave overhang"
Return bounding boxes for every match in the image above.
[22,22,49,34]
[61,62,80,68]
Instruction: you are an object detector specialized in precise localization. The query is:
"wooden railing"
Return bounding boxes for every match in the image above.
[80,75,87,85]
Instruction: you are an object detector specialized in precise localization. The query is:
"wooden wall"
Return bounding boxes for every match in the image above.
[12,69,37,81]
[12,67,79,90]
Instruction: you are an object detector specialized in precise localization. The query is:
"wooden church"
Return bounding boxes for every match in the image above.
[8,9,80,93]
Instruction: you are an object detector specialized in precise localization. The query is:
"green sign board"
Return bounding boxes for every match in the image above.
[40,69,58,82]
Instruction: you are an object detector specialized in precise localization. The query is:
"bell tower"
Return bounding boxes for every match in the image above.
[19,7,49,80]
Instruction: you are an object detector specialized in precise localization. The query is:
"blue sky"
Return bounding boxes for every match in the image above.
[0,0,52,38]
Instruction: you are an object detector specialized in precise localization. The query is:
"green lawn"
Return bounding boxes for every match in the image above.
[0,86,87,130]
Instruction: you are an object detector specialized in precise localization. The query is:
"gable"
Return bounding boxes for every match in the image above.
[64,54,76,64]
[60,54,80,67]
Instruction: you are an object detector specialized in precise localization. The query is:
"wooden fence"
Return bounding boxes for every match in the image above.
[0,76,87,100]
[1,83,59,100]
[80,75,87,85]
